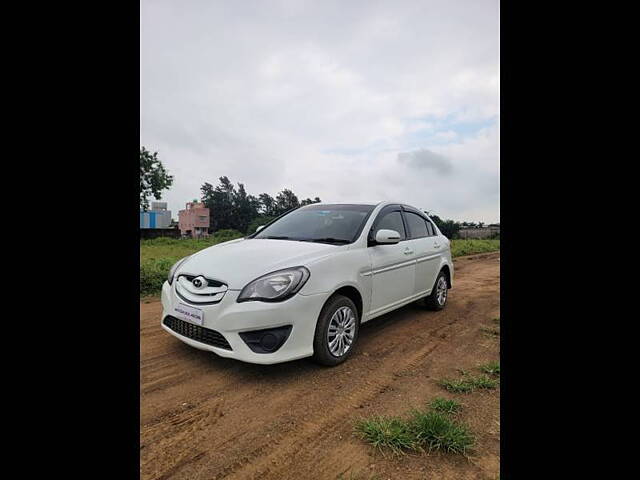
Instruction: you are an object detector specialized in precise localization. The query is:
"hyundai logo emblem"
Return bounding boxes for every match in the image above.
[192,276,206,289]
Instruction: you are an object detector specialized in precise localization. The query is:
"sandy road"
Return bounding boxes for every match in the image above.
[141,252,500,480]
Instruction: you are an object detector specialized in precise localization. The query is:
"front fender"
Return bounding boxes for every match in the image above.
[298,249,372,312]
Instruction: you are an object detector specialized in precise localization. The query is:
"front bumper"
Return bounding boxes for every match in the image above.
[160,280,329,365]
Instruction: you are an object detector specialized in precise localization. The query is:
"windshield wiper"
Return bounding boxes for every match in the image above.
[302,237,351,244]
[261,235,294,240]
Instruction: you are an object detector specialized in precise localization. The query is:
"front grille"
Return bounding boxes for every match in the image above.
[175,274,228,305]
[178,274,225,288]
[163,316,232,350]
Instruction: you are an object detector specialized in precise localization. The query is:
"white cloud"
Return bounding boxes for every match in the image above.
[141,0,499,223]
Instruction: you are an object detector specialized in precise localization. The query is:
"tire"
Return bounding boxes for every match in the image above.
[424,270,449,311]
[312,294,360,366]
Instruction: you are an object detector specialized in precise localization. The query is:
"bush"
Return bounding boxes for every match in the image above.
[140,258,177,296]
[214,229,244,240]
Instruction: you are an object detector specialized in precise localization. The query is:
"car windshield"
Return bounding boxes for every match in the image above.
[253,204,376,244]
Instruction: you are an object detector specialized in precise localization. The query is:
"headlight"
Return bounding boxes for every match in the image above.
[168,256,190,285]
[237,266,310,303]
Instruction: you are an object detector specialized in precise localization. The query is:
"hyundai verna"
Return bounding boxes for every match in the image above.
[161,202,453,366]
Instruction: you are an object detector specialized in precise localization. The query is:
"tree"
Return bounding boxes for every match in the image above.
[424,211,461,239]
[438,219,461,239]
[300,196,322,206]
[234,183,260,233]
[201,177,260,233]
[140,147,173,211]
[201,178,234,232]
[274,188,300,215]
[201,178,322,234]
[258,193,277,216]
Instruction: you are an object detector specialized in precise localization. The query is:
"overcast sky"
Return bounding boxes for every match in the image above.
[140,0,499,223]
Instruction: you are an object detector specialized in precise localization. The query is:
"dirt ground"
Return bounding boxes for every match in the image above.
[140,252,500,480]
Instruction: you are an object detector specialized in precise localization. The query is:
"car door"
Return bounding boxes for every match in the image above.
[367,205,416,315]
[403,209,441,296]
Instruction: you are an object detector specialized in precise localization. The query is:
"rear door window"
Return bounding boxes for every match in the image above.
[425,220,435,236]
[404,211,429,239]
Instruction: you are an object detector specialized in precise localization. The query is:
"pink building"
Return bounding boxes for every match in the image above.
[178,201,210,238]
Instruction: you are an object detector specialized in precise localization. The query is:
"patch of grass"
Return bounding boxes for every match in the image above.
[139,230,244,295]
[409,410,474,455]
[429,397,462,414]
[140,230,244,262]
[355,400,475,457]
[354,416,416,456]
[471,375,499,389]
[438,373,498,393]
[140,258,176,296]
[438,378,474,393]
[493,317,500,324]
[480,325,500,337]
[450,239,500,257]
[479,361,500,376]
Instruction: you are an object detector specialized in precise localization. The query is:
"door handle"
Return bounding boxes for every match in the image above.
[404,248,414,255]
[433,244,441,249]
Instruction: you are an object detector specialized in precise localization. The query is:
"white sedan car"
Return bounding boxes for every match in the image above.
[161,201,453,366]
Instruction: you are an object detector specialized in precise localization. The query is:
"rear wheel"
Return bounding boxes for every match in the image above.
[312,294,359,366]
[424,270,449,310]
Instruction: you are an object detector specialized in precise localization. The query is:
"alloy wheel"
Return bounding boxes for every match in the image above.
[327,306,356,357]
[436,276,448,306]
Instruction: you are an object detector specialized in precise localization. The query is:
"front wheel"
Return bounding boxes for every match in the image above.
[424,270,449,310]
[312,294,359,366]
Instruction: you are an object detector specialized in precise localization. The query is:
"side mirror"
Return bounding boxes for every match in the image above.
[256,225,265,232]
[375,229,401,244]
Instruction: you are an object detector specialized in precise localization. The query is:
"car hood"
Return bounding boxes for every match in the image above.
[177,238,339,289]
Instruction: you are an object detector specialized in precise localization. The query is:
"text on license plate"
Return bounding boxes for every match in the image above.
[173,303,204,326]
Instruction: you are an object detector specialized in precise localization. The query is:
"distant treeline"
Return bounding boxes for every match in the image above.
[425,215,499,239]
[198,176,497,239]
[200,176,321,234]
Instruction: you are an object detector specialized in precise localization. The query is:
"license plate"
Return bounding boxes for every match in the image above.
[173,303,204,326]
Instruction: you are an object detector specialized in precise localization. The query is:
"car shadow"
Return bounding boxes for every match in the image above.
[358,301,427,335]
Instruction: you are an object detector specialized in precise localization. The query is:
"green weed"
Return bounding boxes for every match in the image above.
[429,397,462,414]
[354,416,417,456]
[479,362,500,376]
[438,373,498,393]
[409,410,474,454]
[355,401,474,456]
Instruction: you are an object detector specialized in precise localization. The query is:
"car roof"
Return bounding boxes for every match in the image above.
[309,201,422,211]
[307,201,382,206]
